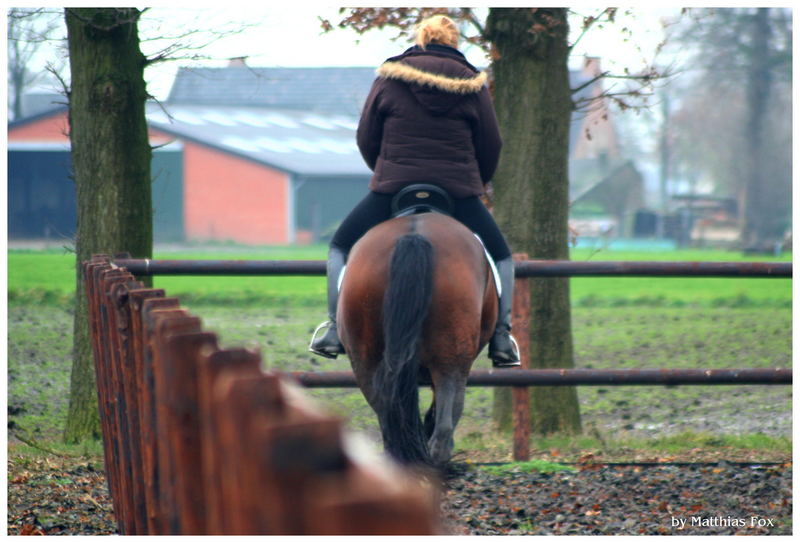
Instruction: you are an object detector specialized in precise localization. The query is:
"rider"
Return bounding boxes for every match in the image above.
[309,14,520,367]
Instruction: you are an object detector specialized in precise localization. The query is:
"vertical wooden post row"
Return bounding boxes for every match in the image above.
[82,256,439,535]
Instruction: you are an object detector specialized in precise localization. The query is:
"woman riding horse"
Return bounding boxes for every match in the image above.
[309,15,520,367]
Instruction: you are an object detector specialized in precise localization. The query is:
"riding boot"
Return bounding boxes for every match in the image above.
[309,246,346,359]
[489,256,521,367]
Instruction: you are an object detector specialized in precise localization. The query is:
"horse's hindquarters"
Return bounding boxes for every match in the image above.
[337,213,497,467]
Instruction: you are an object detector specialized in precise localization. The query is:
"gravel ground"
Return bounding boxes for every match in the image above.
[6,455,116,535]
[438,461,792,535]
[6,451,792,535]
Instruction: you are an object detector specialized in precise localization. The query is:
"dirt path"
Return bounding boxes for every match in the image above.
[6,448,791,536]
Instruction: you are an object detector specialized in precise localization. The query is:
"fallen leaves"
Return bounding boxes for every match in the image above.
[440,462,792,535]
[7,455,116,535]
[6,448,793,536]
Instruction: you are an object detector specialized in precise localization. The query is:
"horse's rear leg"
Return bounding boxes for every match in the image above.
[428,372,468,466]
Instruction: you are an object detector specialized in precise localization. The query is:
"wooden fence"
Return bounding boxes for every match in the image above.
[84,254,439,535]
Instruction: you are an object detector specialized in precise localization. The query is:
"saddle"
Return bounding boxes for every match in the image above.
[388,183,501,296]
[390,183,454,218]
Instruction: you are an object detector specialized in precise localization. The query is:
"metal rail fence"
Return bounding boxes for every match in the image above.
[114,258,792,277]
[84,255,439,535]
[111,254,792,462]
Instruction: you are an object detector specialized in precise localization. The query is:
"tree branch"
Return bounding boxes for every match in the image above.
[461,8,486,36]
[571,70,610,95]
[568,8,617,52]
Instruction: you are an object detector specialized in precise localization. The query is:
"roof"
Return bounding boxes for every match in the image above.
[7,103,68,131]
[10,65,610,179]
[164,64,605,161]
[569,158,641,203]
[16,93,66,120]
[146,102,371,177]
[166,66,378,116]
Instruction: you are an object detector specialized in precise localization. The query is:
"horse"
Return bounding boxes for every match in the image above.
[336,204,499,468]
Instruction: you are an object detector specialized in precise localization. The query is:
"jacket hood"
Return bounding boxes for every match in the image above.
[376,61,488,94]
[376,46,487,114]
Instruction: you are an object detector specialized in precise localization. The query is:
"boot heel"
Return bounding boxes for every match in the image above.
[489,331,521,367]
[309,321,344,359]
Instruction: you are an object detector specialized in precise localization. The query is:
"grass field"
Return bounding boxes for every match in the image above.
[7,246,792,307]
[6,245,793,461]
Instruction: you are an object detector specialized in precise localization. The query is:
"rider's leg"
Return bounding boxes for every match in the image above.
[453,196,521,367]
[309,191,393,358]
[308,243,347,358]
[489,256,521,366]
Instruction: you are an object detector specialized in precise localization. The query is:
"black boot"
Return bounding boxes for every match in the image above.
[489,257,521,367]
[309,246,346,359]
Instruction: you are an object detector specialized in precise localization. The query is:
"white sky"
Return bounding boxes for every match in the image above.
[137,5,684,100]
[8,4,685,102]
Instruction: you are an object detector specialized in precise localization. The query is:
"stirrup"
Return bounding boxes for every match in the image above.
[490,333,521,368]
[308,320,343,359]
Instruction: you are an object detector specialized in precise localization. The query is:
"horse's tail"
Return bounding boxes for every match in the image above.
[374,233,433,465]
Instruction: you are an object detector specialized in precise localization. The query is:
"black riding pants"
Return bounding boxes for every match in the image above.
[330,191,512,261]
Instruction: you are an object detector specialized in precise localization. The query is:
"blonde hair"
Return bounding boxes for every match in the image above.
[415,15,459,49]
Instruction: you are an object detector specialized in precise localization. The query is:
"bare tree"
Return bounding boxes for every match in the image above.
[669,8,792,250]
[7,8,65,119]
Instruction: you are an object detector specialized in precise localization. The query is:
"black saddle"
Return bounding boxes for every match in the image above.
[390,184,454,218]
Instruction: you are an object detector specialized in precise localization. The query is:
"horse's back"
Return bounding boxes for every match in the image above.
[339,213,497,367]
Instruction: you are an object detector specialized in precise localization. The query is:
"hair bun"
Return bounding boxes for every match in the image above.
[415,15,459,49]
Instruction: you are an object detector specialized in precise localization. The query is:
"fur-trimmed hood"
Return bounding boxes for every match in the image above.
[356,42,502,197]
[376,44,487,114]
[376,61,488,95]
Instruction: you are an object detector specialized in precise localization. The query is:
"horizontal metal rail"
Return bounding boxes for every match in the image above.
[113,259,792,278]
[287,368,791,388]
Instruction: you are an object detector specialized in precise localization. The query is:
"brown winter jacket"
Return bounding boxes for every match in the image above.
[356,44,502,199]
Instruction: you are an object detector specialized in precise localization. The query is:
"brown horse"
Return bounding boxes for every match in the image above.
[337,211,498,467]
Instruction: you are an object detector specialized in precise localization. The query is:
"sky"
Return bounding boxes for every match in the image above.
[138,5,684,100]
[9,4,685,102]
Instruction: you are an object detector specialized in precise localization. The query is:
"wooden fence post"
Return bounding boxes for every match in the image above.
[138,297,180,533]
[196,348,263,535]
[97,268,136,533]
[126,288,166,532]
[511,253,531,462]
[150,310,201,534]
[161,331,219,534]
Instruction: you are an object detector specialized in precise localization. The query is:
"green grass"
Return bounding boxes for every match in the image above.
[6,246,330,306]
[7,246,792,307]
[479,459,577,475]
[451,428,793,465]
[569,248,792,308]
[8,438,105,462]
[625,432,792,454]
[8,303,791,459]
[528,431,792,457]
[6,245,792,460]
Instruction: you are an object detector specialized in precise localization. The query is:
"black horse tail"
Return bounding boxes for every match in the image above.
[374,233,433,465]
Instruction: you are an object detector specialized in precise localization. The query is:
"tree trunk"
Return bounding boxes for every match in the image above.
[485,8,582,435]
[64,7,152,443]
[740,8,774,250]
